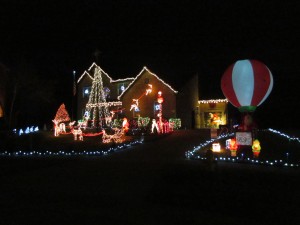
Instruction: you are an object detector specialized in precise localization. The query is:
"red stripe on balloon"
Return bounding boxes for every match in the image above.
[250,60,271,106]
[221,63,240,107]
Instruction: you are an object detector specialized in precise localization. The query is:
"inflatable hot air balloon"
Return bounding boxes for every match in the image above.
[221,59,273,112]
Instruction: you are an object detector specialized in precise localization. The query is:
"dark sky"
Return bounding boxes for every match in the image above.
[1,0,300,128]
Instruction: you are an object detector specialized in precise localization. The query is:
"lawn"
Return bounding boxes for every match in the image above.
[186,128,300,165]
[1,128,300,163]
[0,129,299,225]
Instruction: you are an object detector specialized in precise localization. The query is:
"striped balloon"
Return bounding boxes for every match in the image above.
[221,59,273,112]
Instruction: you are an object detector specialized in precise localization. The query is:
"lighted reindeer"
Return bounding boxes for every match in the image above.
[52,119,61,137]
[130,99,139,111]
[78,120,87,130]
[72,127,83,141]
[59,123,66,133]
[102,128,124,143]
[68,121,83,141]
[69,120,76,128]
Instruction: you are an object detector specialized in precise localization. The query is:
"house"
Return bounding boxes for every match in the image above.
[176,73,228,129]
[76,62,229,129]
[76,63,178,121]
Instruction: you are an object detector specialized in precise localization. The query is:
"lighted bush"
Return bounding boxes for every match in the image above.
[169,118,181,129]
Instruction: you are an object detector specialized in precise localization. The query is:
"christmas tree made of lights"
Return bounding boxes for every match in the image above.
[85,66,110,127]
[54,103,70,124]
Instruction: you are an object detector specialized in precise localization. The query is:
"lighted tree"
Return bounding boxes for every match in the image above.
[85,66,110,127]
[54,103,70,123]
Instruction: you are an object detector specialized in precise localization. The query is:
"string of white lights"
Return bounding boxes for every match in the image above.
[186,128,300,168]
[0,140,143,157]
[198,99,228,104]
[268,128,300,143]
[77,62,135,84]
[118,66,178,100]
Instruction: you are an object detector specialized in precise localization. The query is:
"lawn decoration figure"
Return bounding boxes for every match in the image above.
[130,99,139,111]
[221,59,273,113]
[130,84,152,112]
[229,138,238,157]
[122,117,129,133]
[151,119,159,133]
[102,128,124,143]
[72,127,83,141]
[221,59,273,157]
[252,139,261,158]
[145,84,152,95]
[52,119,61,137]
[52,103,71,136]
[239,114,257,132]
[59,123,66,133]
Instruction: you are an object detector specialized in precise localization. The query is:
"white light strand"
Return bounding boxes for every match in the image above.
[0,140,143,158]
[268,128,300,143]
[77,62,134,84]
[118,66,178,100]
[77,71,93,83]
[198,99,228,104]
[85,66,111,126]
[185,128,300,168]
[86,101,122,108]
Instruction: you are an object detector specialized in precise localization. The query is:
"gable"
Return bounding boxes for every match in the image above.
[118,67,177,100]
[77,62,135,84]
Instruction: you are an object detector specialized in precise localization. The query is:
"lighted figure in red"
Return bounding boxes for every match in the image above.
[209,113,221,127]
[157,91,164,132]
[122,117,129,132]
[157,91,164,104]
[162,119,169,133]
[229,138,238,157]
[238,113,257,132]
[252,139,261,158]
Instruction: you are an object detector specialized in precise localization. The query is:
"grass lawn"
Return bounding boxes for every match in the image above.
[0,129,299,225]
[188,129,300,165]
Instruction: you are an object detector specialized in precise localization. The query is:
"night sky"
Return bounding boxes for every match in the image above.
[1,0,300,128]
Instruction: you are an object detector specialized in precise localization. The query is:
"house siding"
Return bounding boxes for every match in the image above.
[120,70,176,119]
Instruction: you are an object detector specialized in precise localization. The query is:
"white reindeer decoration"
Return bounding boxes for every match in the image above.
[52,120,60,137]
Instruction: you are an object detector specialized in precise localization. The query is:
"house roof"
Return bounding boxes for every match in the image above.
[77,63,178,99]
[77,62,135,84]
[117,66,178,100]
